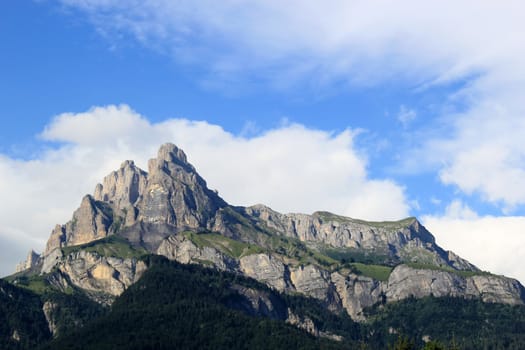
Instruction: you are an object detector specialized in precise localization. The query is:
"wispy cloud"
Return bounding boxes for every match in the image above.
[397,105,417,128]
[58,1,523,89]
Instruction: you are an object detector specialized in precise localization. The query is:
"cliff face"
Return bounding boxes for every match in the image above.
[244,205,476,271]
[16,143,525,321]
[153,236,525,319]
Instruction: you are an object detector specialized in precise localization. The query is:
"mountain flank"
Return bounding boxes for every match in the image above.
[5,143,525,348]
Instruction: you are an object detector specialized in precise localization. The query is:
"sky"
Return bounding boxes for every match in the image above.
[1,1,524,283]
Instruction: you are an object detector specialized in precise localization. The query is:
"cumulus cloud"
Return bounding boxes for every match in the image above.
[424,97,525,210]
[0,105,409,276]
[441,200,479,220]
[423,209,525,284]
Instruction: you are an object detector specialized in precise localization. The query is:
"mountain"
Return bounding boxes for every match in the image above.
[41,256,358,350]
[4,143,525,348]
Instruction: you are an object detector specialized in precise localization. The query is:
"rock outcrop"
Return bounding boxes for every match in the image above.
[239,254,292,292]
[15,250,40,273]
[331,272,385,320]
[44,195,112,254]
[51,250,147,304]
[93,160,148,213]
[157,234,238,272]
[42,301,59,336]
[386,265,525,305]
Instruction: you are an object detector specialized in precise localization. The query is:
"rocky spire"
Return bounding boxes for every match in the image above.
[138,143,226,228]
[94,159,148,211]
[44,195,113,255]
[15,250,40,273]
[92,159,148,230]
[147,142,195,175]
[157,143,189,165]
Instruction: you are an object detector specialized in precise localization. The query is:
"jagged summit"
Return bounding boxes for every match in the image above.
[13,143,525,321]
[43,143,227,255]
[148,142,195,174]
[157,142,189,164]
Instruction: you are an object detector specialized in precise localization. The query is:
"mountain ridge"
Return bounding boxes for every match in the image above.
[13,143,525,322]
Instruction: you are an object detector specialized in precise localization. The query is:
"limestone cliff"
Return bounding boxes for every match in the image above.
[244,205,475,271]
[142,144,226,227]
[155,232,524,319]
[44,195,113,254]
[57,251,146,301]
[15,250,40,273]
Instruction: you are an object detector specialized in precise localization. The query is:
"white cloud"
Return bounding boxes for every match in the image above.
[423,211,525,284]
[397,105,417,128]
[428,97,525,210]
[0,105,409,276]
[430,197,442,206]
[442,200,479,220]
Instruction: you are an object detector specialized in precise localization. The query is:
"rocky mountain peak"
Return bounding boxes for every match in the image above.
[149,142,194,175]
[158,142,188,164]
[120,159,135,169]
[138,143,226,230]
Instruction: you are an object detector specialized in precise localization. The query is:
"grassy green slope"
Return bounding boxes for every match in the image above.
[61,235,148,259]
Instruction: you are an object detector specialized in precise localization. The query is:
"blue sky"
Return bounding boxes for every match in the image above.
[1,1,524,282]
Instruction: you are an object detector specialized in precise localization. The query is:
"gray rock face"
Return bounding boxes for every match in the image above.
[42,301,58,336]
[41,249,63,274]
[386,265,467,300]
[138,143,226,229]
[290,264,331,300]
[55,250,147,298]
[466,275,525,305]
[15,250,40,273]
[94,160,148,211]
[245,205,475,271]
[93,160,148,227]
[331,272,385,320]
[147,211,525,320]
[385,265,524,305]
[228,284,287,320]
[286,308,319,337]
[45,225,66,255]
[42,143,226,259]
[157,234,238,271]
[44,195,112,255]
[239,254,292,291]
